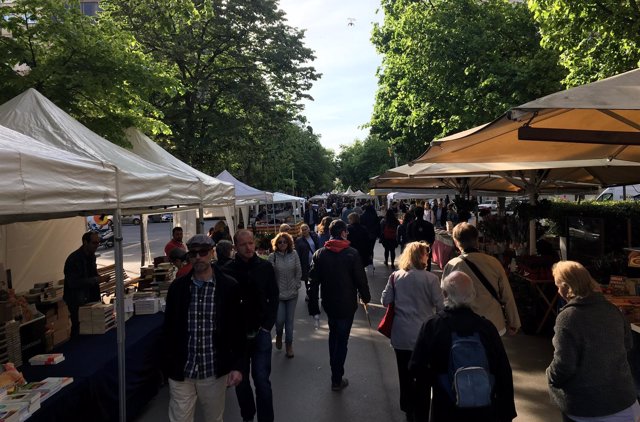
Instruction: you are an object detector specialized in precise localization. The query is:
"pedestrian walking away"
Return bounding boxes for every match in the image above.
[308,219,371,391]
[381,241,444,422]
[409,271,517,422]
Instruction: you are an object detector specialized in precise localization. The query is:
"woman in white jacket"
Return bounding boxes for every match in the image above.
[268,232,302,358]
[381,241,444,422]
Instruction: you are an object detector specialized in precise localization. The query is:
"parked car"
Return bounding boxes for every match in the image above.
[478,200,498,211]
[121,215,142,225]
[595,184,640,201]
[148,214,164,223]
[161,213,173,222]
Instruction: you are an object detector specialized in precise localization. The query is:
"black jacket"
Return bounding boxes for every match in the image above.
[303,208,320,226]
[409,307,516,422]
[407,218,436,244]
[63,247,101,309]
[347,222,371,267]
[308,240,371,318]
[226,254,279,335]
[163,264,246,381]
[295,233,321,281]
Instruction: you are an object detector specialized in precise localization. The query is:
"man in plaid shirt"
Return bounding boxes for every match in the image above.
[164,234,246,422]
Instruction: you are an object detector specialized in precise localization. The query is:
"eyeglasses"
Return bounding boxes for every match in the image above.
[187,248,212,258]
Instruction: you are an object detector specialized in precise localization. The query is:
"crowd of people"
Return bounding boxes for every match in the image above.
[63,198,639,422]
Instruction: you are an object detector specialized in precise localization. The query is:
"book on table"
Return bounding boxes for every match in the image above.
[28,353,65,365]
[18,376,73,402]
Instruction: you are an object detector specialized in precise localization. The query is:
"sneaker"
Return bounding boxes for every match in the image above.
[331,378,349,391]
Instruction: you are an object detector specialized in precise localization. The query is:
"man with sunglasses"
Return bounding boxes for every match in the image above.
[227,229,279,422]
[164,234,245,422]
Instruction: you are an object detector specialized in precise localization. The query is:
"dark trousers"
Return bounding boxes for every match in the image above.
[235,330,274,422]
[395,349,430,422]
[327,315,354,385]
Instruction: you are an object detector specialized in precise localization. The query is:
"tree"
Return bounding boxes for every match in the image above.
[101,0,320,181]
[528,0,640,87]
[336,135,395,191]
[370,0,565,162]
[0,0,175,143]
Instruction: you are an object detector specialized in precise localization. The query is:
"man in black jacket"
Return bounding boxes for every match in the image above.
[308,220,371,391]
[163,234,245,422]
[227,229,279,422]
[407,206,436,271]
[63,231,109,337]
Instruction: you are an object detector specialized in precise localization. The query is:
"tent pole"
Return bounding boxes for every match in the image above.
[114,210,127,422]
[198,205,204,234]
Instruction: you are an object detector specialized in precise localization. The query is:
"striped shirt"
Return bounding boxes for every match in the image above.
[184,277,217,379]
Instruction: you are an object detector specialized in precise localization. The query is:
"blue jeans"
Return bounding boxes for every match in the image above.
[327,315,354,385]
[276,295,298,344]
[235,329,273,422]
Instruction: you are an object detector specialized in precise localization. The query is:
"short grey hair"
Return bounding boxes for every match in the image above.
[215,239,233,259]
[442,271,476,308]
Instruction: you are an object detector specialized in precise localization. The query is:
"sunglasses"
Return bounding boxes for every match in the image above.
[187,248,212,258]
[277,240,288,245]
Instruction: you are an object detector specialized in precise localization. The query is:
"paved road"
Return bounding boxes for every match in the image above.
[96,221,174,276]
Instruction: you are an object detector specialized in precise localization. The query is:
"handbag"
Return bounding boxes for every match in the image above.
[377,275,396,338]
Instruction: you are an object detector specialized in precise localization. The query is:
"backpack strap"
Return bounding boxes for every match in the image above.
[461,256,501,305]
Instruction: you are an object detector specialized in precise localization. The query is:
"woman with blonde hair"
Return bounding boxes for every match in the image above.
[381,241,444,422]
[548,260,639,421]
[267,232,302,358]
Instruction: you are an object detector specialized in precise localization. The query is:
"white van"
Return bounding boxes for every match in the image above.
[595,184,640,201]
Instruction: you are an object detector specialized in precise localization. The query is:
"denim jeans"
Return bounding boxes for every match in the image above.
[276,295,298,344]
[235,329,273,422]
[327,315,355,385]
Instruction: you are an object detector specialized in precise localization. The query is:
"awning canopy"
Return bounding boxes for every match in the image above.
[0,89,203,210]
[215,170,273,203]
[125,128,234,206]
[0,124,118,223]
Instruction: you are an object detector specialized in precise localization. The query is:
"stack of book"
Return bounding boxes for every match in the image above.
[133,298,161,315]
[0,391,40,418]
[28,353,65,365]
[0,322,21,368]
[17,376,73,402]
[78,303,115,335]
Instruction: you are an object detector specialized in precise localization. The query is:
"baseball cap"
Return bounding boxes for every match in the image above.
[186,234,214,248]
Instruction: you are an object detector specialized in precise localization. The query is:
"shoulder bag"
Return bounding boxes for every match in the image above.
[377,274,396,338]
[461,256,506,317]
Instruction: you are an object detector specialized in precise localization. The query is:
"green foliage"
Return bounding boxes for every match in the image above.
[370,0,565,162]
[336,135,395,191]
[0,0,175,144]
[101,0,321,182]
[528,0,640,87]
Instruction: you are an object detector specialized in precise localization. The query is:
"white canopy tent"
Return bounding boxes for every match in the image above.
[215,170,273,228]
[386,191,456,209]
[125,128,236,242]
[309,193,328,201]
[0,89,203,210]
[0,89,210,422]
[0,124,119,292]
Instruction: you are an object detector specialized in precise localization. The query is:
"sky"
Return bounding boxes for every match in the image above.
[278,0,383,153]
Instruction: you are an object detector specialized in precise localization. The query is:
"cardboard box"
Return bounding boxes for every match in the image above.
[52,328,70,346]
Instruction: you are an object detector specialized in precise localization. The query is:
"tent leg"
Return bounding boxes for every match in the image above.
[114,211,127,422]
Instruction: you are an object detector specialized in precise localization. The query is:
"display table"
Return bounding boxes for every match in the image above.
[20,313,164,422]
